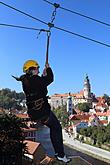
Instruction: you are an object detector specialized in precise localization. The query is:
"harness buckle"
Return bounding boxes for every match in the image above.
[31,98,44,111]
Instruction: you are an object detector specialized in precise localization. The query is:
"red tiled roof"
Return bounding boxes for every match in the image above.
[74,122,81,127]
[107,110,110,116]
[51,91,84,98]
[96,112,107,116]
[95,109,101,112]
[95,103,108,108]
[70,114,90,121]
[24,140,40,155]
[96,110,110,116]
[89,114,97,118]
[16,113,29,119]
[51,93,69,97]
[99,120,108,124]
[96,97,105,104]
[71,91,84,98]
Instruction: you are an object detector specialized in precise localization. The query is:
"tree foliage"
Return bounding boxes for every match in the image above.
[53,105,69,127]
[76,102,90,112]
[80,124,110,146]
[102,94,110,106]
[0,113,27,165]
[0,88,25,110]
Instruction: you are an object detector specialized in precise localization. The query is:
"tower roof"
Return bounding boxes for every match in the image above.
[84,73,89,81]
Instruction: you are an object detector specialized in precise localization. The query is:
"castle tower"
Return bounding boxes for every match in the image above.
[83,74,91,99]
[67,92,73,114]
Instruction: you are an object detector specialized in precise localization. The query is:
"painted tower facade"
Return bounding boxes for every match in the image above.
[83,74,91,99]
[67,93,73,114]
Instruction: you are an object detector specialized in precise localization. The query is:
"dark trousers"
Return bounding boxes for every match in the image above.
[44,111,65,157]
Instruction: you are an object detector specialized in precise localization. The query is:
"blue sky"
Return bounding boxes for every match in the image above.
[0,0,110,96]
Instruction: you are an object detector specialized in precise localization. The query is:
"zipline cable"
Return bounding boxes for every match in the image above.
[54,25,110,48]
[0,22,110,48]
[0,1,48,26]
[0,2,110,48]
[0,23,49,31]
[43,0,110,27]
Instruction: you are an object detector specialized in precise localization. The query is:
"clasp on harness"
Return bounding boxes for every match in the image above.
[32,98,44,111]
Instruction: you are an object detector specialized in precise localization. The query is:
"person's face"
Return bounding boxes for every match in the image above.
[31,67,39,75]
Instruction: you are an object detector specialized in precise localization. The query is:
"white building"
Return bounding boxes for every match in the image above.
[50,75,93,110]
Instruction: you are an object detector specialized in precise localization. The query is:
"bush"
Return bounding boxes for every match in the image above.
[0,113,26,165]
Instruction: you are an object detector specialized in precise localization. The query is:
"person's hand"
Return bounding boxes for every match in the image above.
[42,63,50,76]
[43,68,47,76]
[45,63,50,68]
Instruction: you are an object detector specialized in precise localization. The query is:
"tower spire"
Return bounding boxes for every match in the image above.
[83,74,91,98]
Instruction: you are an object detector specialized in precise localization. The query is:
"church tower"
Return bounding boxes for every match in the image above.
[67,92,73,115]
[83,74,91,99]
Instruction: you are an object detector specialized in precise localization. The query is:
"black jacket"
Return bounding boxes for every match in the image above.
[20,67,54,121]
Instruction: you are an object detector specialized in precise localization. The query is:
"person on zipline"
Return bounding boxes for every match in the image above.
[15,59,71,163]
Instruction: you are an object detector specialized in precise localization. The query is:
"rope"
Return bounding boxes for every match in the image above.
[45,32,51,65]
[45,3,59,65]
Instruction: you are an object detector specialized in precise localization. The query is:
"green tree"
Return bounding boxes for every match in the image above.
[53,105,69,127]
[0,113,26,165]
[101,125,110,144]
[76,103,90,112]
[0,88,25,110]
[80,128,88,136]
[79,124,110,146]
[102,94,110,106]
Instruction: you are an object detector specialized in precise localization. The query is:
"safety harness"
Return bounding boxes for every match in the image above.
[27,98,45,111]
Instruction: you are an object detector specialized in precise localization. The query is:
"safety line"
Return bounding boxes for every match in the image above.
[43,0,110,27]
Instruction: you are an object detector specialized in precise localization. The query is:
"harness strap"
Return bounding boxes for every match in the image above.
[27,98,45,111]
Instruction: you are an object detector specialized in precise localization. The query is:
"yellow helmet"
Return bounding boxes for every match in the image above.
[23,60,39,73]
